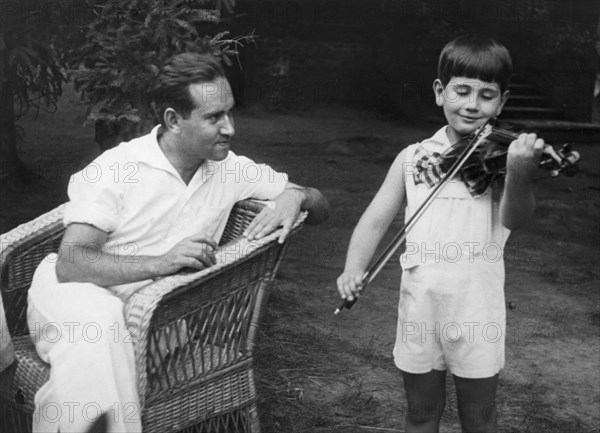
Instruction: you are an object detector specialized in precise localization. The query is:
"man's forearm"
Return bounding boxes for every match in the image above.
[292,186,330,225]
[56,246,162,287]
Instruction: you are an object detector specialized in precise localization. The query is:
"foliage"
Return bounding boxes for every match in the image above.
[0,0,66,148]
[400,0,596,59]
[506,0,597,61]
[68,0,254,126]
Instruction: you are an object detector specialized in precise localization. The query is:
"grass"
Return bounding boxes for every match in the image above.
[3,90,600,432]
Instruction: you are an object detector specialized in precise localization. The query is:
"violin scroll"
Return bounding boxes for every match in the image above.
[539,143,580,177]
[481,125,581,179]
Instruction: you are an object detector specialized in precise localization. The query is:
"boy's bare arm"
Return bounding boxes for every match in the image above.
[338,149,408,301]
[500,133,545,230]
[56,223,217,286]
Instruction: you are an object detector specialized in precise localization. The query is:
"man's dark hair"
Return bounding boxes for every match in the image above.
[152,52,226,126]
[438,34,513,93]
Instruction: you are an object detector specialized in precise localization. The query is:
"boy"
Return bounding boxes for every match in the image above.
[337,35,543,432]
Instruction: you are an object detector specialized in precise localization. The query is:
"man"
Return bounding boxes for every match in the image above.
[27,52,329,433]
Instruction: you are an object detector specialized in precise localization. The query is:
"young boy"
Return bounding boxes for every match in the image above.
[337,35,544,432]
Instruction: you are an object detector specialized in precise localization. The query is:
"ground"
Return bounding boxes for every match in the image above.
[2,93,599,433]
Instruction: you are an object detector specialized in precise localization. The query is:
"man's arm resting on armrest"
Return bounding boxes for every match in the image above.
[282,182,330,225]
[56,223,217,286]
[244,182,330,243]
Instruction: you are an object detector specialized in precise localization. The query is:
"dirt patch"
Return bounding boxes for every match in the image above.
[4,99,600,432]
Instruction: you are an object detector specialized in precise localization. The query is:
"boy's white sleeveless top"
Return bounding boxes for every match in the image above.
[400,126,511,271]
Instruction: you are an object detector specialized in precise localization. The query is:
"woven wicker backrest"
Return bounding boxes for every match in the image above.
[0,212,65,337]
[219,201,265,245]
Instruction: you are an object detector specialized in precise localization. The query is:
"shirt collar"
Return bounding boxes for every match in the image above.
[135,125,231,182]
[135,125,179,175]
[420,126,451,151]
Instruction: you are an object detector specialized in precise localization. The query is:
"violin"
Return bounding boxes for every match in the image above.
[334,122,581,315]
[444,125,580,180]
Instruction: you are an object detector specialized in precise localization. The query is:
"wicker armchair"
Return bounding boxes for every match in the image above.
[0,200,305,433]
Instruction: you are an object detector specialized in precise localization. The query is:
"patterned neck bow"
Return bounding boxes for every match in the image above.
[412,138,504,197]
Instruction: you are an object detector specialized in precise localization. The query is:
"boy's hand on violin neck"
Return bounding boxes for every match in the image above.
[506,133,545,183]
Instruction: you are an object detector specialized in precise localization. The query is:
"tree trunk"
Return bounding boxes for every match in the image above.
[0,74,27,183]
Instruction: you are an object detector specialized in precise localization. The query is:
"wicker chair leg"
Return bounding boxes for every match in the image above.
[248,403,261,433]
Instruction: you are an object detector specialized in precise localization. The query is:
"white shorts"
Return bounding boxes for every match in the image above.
[393,262,506,378]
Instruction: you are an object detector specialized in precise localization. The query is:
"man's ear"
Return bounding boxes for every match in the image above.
[433,79,445,107]
[163,108,181,133]
[495,90,510,117]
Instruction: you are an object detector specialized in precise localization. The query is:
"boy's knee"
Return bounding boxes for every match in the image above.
[407,400,445,424]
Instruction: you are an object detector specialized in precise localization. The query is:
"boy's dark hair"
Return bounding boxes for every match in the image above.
[438,34,513,92]
[152,52,226,126]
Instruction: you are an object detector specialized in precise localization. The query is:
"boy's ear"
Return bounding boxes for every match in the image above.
[495,90,510,116]
[433,79,445,107]
[163,108,182,133]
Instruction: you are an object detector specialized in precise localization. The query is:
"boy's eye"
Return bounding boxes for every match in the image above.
[480,91,498,101]
[453,86,470,95]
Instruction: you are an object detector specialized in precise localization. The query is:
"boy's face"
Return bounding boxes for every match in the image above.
[433,76,508,143]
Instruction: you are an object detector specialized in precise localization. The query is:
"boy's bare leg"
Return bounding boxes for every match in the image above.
[453,374,499,433]
[401,369,446,433]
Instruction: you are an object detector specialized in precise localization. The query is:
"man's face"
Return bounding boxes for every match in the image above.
[177,77,235,163]
[434,76,508,143]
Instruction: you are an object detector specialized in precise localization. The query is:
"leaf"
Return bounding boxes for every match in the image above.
[63,0,253,121]
[173,18,197,35]
[119,113,141,123]
[144,12,153,27]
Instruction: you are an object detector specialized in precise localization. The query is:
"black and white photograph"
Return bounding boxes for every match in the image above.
[1,1,599,432]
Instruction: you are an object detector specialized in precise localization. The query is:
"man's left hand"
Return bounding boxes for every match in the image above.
[244,188,304,244]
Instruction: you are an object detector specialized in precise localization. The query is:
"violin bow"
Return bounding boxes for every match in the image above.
[334,122,494,315]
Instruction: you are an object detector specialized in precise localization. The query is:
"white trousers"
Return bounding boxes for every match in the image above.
[27,254,141,433]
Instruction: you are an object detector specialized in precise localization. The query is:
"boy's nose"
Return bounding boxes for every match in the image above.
[464,95,479,110]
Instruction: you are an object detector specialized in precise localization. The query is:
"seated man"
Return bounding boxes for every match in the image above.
[27,52,329,433]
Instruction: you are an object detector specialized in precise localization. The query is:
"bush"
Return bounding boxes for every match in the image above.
[68,0,254,149]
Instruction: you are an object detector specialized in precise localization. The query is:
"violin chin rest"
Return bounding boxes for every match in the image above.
[566,150,580,164]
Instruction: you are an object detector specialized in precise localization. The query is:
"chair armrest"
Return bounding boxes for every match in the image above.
[0,199,270,336]
[0,205,66,336]
[220,199,272,245]
[124,207,307,406]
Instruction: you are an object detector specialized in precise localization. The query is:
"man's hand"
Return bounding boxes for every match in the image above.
[244,188,304,244]
[56,223,219,286]
[157,234,217,275]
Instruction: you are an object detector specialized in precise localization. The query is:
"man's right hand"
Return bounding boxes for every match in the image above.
[157,234,218,275]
